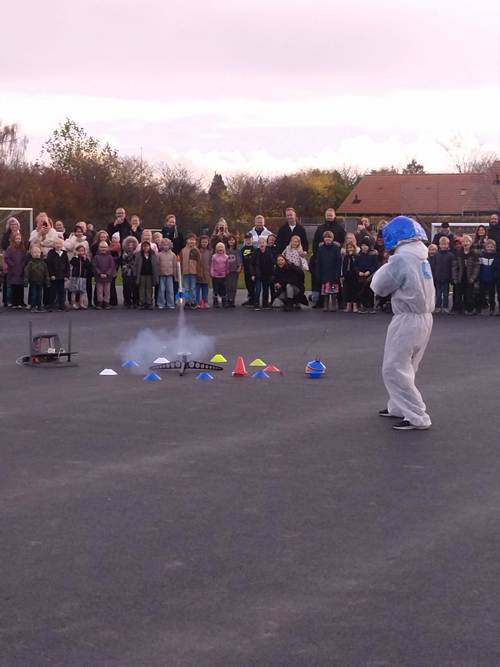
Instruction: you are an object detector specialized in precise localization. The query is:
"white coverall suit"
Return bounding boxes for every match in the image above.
[371,241,435,428]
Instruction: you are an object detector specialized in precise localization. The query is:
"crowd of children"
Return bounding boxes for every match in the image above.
[2,210,500,316]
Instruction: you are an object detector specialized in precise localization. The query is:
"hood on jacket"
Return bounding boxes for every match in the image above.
[122,236,139,251]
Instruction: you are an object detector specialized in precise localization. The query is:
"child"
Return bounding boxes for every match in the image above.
[241,232,256,306]
[4,233,27,308]
[197,235,212,307]
[341,241,359,313]
[354,238,379,314]
[136,229,159,254]
[315,230,342,312]
[452,235,480,315]
[251,236,275,310]
[46,237,70,311]
[210,242,230,308]
[135,240,160,309]
[109,233,122,306]
[431,236,454,313]
[92,241,116,309]
[64,223,90,259]
[24,244,49,311]
[266,234,279,262]
[121,236,139,308]
[226,235,242,307]
[283,234,309,272]
[478,239,497,315]
[157,238,177,310]
[68,245,92,309]
[179,234,201,308]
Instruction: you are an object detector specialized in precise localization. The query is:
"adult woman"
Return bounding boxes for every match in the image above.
[272,255,308,311]
[473,224,488,253]
[210,218,231,251]
[64,222,90,259]
[3,233,27,308]
[1,217,21,306]
[29,212,59,257]
[129,215,144,242]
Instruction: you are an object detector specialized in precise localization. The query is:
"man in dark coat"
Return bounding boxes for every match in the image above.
[487,213,500,247]
[107,206,131,242]
[313,208,346,253]
[276,208,309,253]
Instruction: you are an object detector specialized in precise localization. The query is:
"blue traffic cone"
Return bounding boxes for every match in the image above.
[144,371,162,382]
[252,370,270,379]
[122,360,140,368]
[196,372,214,381]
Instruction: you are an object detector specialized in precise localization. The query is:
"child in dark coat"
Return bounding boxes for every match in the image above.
[46,237,70,310]
[478,239,498,315]
[430,236,454,313]
[24,245,49,311]
[315,230,342,312]
[251,236,275,310]
[341,241,359,312]
[354,239,379,313]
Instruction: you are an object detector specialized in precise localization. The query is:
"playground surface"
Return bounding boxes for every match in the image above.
[2,306,500,666]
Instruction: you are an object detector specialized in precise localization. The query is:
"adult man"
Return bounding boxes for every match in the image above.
[276,208,309,253]
[161,214,185,255]
[107,207,131,242]
[313,208,346,253]
[371,216,435,431]
[487,213,500,247]
[431,221,454,247]
[248,215,272,248]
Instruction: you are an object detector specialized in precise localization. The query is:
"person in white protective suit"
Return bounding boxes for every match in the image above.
[371,216,435,430]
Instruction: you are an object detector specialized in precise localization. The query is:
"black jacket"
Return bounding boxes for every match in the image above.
[241,245,256,274]
[313,221,346,253]
[487,223,500,248]
[276,223,309,253]
[273,263,308,305]
[316,243,342,283]
[107,219,131,242]
[429,250,453,283]
[161,225,185,255]
[70,256,92,279]
[251,248,275,279]
[354,251,379,275]
[46,249,70,280]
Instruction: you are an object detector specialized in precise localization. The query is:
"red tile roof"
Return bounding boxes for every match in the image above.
[338,168,500,216]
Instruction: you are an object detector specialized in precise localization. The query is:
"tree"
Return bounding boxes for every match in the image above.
[208,172,228,220]
[403,159,425,174]
[0,122,28,167]
[158,164,207,225]
[439,133,499,173]
[42,118,119,177]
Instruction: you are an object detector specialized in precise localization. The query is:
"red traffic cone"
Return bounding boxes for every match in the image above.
[232,356,249,376]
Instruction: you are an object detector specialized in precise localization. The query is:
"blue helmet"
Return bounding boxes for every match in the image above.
[382,216,428,251]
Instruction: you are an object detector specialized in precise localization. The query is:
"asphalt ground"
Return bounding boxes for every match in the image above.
[1,303,500,666]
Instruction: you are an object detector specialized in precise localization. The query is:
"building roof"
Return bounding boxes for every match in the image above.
[338,164,500,216]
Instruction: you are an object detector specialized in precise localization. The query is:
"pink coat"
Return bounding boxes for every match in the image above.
[210,253,229,278]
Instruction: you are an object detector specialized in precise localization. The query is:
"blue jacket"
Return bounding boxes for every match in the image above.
[316,243,342,283]
[354,251,379,275]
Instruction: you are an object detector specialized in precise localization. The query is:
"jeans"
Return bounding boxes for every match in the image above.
[184,274,197,305]
[158,275,175,308]
[29,284,43,308]
[435,281,450,309]
[196,282,209,304]
[254,278,271,306]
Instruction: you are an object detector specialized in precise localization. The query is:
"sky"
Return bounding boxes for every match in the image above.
[2,0,499,179]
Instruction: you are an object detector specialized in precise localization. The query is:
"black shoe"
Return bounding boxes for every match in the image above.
[392,420,430,431]
[378,409,401,418]
[253,305,261,311]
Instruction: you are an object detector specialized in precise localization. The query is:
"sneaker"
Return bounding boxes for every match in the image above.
[392,420,430,431]
[378,409,402,418]
[369,309,377,314]
[254,305,261,311]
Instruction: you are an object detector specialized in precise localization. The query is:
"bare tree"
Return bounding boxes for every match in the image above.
[0,122,28,167]
[439,133,499,173]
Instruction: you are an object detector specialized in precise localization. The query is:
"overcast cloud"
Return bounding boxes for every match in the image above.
[2,0,499,175]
